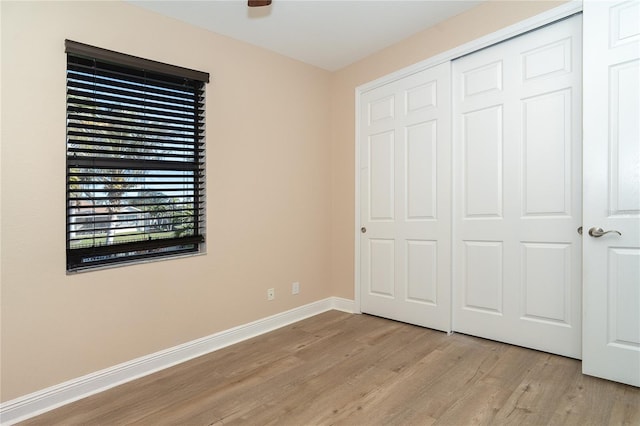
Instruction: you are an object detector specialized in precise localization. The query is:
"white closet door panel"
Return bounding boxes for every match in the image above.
[453,15,582,358]
[583,0,640,387]
[360,63,451,331]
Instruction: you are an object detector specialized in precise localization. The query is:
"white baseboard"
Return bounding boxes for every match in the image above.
[0,297,356,425]
[331,296,358,313]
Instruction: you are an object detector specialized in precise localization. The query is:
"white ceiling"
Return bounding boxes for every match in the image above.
[128,0,483,71]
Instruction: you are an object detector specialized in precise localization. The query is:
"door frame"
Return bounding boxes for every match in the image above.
[354,1,583,313]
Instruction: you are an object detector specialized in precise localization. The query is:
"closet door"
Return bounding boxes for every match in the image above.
[359,63,451,332]
[582,0,640,387]
[452,15,583,358]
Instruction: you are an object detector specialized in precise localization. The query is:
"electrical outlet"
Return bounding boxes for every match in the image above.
[267,288,275,300]
[292,282,300,295]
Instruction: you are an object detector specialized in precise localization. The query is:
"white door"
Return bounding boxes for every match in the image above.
[452,16,583,358]
[359,63,451,332]
[582,0,640,387]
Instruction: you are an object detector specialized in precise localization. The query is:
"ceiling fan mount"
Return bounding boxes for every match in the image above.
[248,0,272,7]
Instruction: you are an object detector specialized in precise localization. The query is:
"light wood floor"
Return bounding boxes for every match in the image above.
[22,311,640,425]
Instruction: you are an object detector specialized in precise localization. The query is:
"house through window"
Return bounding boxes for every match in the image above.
[65,40,209,271]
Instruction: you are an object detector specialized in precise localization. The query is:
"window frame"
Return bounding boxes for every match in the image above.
[65,40,209,272]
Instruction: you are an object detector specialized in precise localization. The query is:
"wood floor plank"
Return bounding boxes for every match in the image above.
[490,353,579,425]
[21,311,640,426]
[132,313,379,424]
[373,339,511,424]
[548,372,640,426]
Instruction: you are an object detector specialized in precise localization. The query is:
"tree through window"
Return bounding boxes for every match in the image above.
[65,40,209,271]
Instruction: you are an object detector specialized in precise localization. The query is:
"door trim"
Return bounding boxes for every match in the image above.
[354,1,583,314]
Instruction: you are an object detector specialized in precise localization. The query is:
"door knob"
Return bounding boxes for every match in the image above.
[588,227,622,238]
[361,227,367,233]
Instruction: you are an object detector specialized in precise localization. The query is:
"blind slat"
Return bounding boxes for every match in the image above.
[67,69,198,100]
[67,132,201,147]
[67,79,197,107]
[67,122,196,140]
[67,89,199,115]
[67,114,197,134]
[67,99,202,125]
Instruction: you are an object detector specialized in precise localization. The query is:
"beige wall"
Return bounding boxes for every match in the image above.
[329,0,567,299]
[1,0,567,403]
[0,1,331,401]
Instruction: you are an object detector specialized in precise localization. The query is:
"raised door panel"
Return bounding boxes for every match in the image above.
[369,239,395,297]
[609,60,640,215]
[368,131,395,221]
[463,61,503,98]
[406,240,437,304]
[369,95,395,125]
[521,37,572,81]
[462,241,503,314]
[406,121,437,220]
[522,90,572,216]
[462,106,503,218]
[405,81,437,113]
[607,248,640,349]
[521,243,572,324]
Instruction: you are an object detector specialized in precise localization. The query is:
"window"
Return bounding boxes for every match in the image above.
[65,40,209,271]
